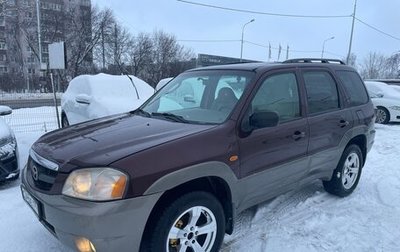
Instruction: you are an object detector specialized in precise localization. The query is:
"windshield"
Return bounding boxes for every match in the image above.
[141,70,254,124]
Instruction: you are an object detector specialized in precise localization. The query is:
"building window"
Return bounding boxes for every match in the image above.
[0,67,8,73]
[27,56,35,63]
[0,42,6,50]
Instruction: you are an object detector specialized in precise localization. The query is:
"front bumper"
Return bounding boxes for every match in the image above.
[21,167,162,252]
[388,107,400,122]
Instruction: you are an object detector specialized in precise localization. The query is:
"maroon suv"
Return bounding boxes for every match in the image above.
[21,59,375,252]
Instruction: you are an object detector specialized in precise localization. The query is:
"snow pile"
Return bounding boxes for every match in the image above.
[0,124,399,251]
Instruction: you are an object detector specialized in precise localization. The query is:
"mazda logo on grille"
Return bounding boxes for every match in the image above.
[31,165,39,181]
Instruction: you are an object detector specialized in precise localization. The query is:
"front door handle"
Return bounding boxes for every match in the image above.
[338,120,349,128]
[292,131,306,141]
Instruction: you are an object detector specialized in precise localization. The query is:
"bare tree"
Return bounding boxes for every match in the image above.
[385,52,400,79]
[64,6,114,78]
[129,32,153,76]
[144,30,194,85]
[106,23,132,74]
[359,52,387,79]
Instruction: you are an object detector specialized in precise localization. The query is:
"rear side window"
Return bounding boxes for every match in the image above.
[303,71,340,114]
[336,71,369,106]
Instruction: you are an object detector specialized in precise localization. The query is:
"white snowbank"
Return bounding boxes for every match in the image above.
[0,124,400,251]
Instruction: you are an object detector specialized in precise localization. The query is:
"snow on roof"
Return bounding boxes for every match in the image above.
[69,73,154,99]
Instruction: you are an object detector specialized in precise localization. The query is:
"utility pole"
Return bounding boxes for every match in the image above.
[35,0,42,66]
[346,0,357,64]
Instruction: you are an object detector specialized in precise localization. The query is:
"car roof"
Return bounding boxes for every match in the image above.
[188,60,355,74]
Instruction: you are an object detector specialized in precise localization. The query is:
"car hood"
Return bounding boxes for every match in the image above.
[32,113,215,172]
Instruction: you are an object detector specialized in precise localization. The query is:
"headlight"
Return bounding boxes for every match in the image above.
[0,135,16,160]
[62,168,128,201]
[389,106,400,111]
[0,134,15,147]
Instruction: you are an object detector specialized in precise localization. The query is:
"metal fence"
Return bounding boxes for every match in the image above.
[0,92,61,133]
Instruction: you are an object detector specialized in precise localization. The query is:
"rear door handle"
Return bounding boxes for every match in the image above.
[292,131,306,141]
[338,120,349,128]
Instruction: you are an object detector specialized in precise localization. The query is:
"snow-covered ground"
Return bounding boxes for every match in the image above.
[0,92,62,100]
[0,122,399,251]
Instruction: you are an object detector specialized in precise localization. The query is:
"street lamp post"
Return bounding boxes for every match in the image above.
[240,19,255,61]
[36,0,42,66]
[321,36,335,58]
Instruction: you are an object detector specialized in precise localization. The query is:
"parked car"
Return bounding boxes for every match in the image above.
[364,81,400,124]
[21,59,375,252]
[0,106,19,182]
[365,79,400,86]
[155,77,173,91]
[61,73,154,127]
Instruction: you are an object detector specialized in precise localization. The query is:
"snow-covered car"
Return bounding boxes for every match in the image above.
[61,73,154,127]
[364,81,400,124]
[0,106,19,182]
[155,77,173,91]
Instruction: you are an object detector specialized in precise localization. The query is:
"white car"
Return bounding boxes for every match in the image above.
[155,77,173,91]
[61,73,154,127]
[364,81,400,124]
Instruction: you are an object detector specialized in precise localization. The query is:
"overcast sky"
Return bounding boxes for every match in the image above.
[92,0,400,63]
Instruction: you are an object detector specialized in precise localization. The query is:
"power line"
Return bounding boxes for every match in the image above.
[179,39,345,58]
[177,0,351,18]
[355,17,400,42]
[245,40,345,57]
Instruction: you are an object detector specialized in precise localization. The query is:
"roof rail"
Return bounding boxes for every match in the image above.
[283,58,346,65]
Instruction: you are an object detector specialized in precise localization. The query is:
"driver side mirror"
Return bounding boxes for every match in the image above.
[0,105,12,116]
[249,111,279,129]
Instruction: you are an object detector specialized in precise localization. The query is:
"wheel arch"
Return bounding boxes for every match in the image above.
[345,134,367,166]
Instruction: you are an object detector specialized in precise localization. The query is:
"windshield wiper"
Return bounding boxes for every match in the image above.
[131,109,151,117]
[151,112,189,123]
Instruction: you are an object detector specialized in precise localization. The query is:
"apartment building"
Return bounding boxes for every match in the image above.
[0,0,91,91]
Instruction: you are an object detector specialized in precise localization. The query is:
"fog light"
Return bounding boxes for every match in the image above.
[75,237,96,252]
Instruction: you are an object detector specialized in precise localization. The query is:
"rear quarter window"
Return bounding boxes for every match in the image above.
[336,71,369,106]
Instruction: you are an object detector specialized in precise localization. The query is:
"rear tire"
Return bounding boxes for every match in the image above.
[145,191,225,252]
[375,106,390,124]
[323,145,363,197]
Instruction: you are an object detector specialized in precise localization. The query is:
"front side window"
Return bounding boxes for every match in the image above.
[241,72,300,131]
[142,70,254,124]
[303,71,340,114]
[252,72,300,122]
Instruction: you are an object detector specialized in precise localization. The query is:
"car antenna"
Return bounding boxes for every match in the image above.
[116,61,140,99]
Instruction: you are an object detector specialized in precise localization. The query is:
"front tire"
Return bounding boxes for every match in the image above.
[323,145,363,197]
[146,191,225,252]
[61,114,70,128]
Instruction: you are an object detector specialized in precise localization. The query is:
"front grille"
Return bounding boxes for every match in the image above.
[27,157,58,191]
[0,155,18,177]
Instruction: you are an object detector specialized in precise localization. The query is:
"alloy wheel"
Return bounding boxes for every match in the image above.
[342,152,360,190]
[167,206,217,252]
